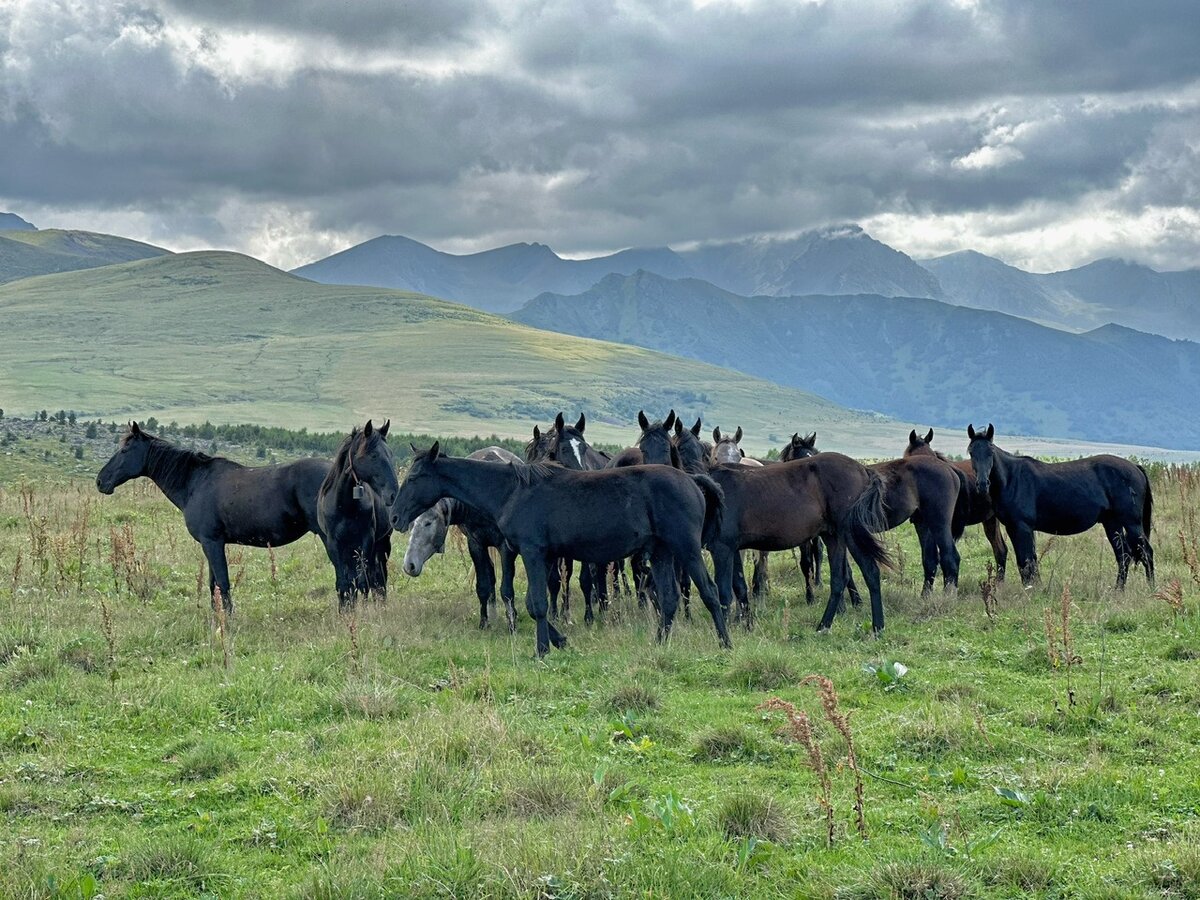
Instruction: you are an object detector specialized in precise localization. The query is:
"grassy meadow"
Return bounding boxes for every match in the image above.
[2,433,1200,898]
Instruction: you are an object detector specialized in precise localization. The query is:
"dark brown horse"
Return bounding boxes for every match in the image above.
[905,428,1009,580]
[391,446,732,656]
[966,424,1154,587]
[704,454,892,633]
[778,432,834,606]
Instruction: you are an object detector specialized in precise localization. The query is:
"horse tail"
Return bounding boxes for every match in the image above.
[845,470,894,571]
[691,474,725,547]
[1138,465,1153,536]
[950,466,970,540]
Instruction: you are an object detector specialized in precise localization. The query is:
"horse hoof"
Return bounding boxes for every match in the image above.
[815,625,831,636]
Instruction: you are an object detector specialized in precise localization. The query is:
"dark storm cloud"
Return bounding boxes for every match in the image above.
[2,0,1199,268]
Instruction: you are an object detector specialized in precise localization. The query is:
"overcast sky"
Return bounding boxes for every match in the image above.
[2,0,1199,272]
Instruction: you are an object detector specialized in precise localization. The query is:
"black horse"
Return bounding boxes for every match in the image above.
[402,446,522,632]
[96,422,398,612]
[316,421,397,608]
[545,412,621,624]
[391,444,732,656]
[905,428,1010,580]
[966,424,1154,588]
[705,453,892,633]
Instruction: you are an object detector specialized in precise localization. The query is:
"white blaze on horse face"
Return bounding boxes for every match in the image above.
[568,438,584,468]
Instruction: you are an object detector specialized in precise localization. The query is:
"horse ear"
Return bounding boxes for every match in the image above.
[665,410,676,430]
[985,423,994,440]
[808,432,817,446]
[792,432,800,443]
[429,440,440,458]
[575,413,585,433]
[638,410,650,431]
[379,419,390,439]
[713,427,722,442]
[363,419,374,438]
[674,418,684,436]
[734,426,743,443]
[925,428,934,444]
[130,421,142,436]
[967,424,977,440]
[909,429,918,445]
[692,418,702,437]
[410,442,419,454]
[533,425,541,441]
[554,412,565,432]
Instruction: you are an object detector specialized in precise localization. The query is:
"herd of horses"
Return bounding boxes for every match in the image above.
[95,413,1156,657]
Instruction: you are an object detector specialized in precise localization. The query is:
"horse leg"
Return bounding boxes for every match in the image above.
[1008,524,1038,585]
[1103,520,1131,590]
[732,552,752,630]
[499,546,518,634]
[800,541,816,605]
[547,557,561,621]
[847,534,886,636]
[1125,521,1155,587]
[710,544,736,616]
[684,548,732,649]
[521,551,563,657]
[983,516,1009,582]
[814,539,823,586]
[561,558,573,621]
[467,534,496,629]
[676,560,692,621]
[650,546,680,644]
[752,551,770,599]
[579,563,595,626]
[915,522,939,598]
[632,552,656,611]
[817,536,849,633]
[618,561,632,597]
[938,524,960,594]
[371,532,391,600]
[201,540,233,614]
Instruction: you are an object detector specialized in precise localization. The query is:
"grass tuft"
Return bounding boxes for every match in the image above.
[609,681,660,712]
[715,791,794,844]
[121,834,219,891]
[177,738,240,781]
[692,726,763,762]
[727,650,796,690]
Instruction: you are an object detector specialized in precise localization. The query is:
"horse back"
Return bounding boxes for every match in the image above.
[201,457,330,546]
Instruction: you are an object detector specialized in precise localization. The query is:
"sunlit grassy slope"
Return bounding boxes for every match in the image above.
[0,251,899,454]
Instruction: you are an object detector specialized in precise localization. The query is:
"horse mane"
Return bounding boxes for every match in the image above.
[524,428,554,462]
[140,433,217,495]
[321,428,358,495]
[511,460,558,486]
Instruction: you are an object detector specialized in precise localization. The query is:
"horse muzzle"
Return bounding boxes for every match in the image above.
[96,476,114,495]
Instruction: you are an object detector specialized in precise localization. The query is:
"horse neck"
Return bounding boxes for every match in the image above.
[989,445,1018,488]
[143,441,210,511]
[437,458,518,521]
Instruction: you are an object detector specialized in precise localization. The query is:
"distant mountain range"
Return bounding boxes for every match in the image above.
[295,224,1200,340]
[511,270,1200,450]
[0,223,169,285]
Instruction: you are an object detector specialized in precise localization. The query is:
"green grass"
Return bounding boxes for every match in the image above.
[2,457,1200,898]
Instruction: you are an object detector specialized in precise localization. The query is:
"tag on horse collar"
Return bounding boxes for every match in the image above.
[352,484,366,500]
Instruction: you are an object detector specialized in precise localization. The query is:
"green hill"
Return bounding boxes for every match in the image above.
[0,228,169,285]
[0,251,903,455]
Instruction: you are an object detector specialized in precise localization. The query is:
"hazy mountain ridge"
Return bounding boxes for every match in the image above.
[0,212,36,231]
[511,270,1200,449]
[297,224,1200,340]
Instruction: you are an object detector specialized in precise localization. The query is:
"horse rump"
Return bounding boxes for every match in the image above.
[691,473,725,547]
